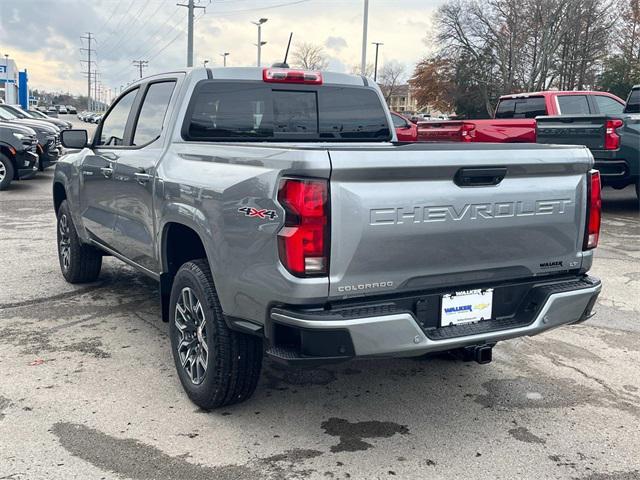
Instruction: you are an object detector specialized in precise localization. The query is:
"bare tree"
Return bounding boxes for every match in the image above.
[377,61,406,103]
[291,42,329,70]
[424,0,617,115]
[350,63,376,77]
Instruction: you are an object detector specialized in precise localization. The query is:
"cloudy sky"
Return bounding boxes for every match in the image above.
[0,0,444,96]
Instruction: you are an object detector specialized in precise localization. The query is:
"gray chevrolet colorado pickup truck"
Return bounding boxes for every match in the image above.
[54,67,602,408]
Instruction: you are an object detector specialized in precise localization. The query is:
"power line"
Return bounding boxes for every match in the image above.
[127,4,186,60]
[94,0,125,38]
[100,0,154,53]
[147,9,206,62]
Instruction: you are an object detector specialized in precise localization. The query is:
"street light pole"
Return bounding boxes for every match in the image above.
[252,18,268,67]
[220,52,229,67]
[360,0,369,75]
[372,42,383,82]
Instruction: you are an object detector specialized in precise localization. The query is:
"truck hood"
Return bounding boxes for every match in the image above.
[0,122,37,136]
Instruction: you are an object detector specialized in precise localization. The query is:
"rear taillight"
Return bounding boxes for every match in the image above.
[461,122,475,142]
[584,170,601,250]
[604,119,623,150]
[263,68,323,84]
[277,178,329,276]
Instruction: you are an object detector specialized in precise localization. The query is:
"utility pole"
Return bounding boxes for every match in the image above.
[177,0,206,67]
[372,42,383,82]
[220,52,229,67]
[252,18,268,67]
[132,59,149,79]
[93,71,99,111]
[360,0,369,76]
[80,32,95,110]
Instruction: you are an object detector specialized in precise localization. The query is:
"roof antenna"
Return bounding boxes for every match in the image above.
[272,32,293,68]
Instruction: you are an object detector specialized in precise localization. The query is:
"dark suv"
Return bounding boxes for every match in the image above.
[0,123,39,190]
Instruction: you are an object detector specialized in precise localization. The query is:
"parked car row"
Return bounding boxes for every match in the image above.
[77,111,103,123]
[34,105,78,115]
[0,103,67,190]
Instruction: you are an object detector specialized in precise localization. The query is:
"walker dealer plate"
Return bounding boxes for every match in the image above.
[440,289,493,327]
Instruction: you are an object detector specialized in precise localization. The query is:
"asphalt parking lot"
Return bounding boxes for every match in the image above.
[1,116,639,480]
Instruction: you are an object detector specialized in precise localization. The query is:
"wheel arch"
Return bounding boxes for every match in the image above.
[160,220,210,322]
[53,181,67,214]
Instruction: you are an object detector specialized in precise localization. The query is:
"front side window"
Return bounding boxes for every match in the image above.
[557,95,591,114]
[132,81,176,146]
[593,95,624,115]
[391,114,409,128]
[98,88,138,146]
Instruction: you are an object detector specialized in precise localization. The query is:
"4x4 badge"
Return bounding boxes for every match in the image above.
[238,207,278,220]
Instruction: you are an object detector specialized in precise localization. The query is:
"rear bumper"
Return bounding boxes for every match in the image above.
[267,275,601,364]
[592,151,639,186]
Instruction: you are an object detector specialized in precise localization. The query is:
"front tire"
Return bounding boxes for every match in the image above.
[0,154,14,191]
[57,200,102,283]
[169,260,263,409]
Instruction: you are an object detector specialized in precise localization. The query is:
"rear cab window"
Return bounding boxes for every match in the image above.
[624,88,640,113]
[183,81,391,142]
[495,96,547,118]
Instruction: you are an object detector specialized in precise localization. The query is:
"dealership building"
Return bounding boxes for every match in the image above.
[1,57,30,108]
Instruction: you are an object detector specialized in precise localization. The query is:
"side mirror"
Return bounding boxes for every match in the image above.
[61,129,88,149]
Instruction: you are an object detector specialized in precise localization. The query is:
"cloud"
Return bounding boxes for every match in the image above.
[0,0,441,95]
[325,36,348,52]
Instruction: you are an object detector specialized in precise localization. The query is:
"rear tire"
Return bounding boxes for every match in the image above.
[57,200,102,283]
[0,154,14,191]
[169,260,263,409]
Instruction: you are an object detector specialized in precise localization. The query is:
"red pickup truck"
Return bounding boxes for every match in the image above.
[418,90,625,143]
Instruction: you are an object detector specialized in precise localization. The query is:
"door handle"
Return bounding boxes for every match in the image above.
[134,172,152,184]
[454,167,507,187]
[100,166,113,178]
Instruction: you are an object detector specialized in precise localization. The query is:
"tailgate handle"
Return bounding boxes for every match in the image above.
[455,167,507,187]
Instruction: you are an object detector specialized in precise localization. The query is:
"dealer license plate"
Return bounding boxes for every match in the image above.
[440,289,493,327]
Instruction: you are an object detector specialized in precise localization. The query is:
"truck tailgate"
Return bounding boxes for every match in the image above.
[536,115,607,150]
[327,143,591,299]
[417,121,465,142]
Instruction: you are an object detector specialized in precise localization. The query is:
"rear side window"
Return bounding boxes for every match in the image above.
[184,81,390,142]
[593,95,623,115]
[624,89,640,113]
[557,95,591,114]
[495,97,547,118]
[98,88,138,146]
[132,81,176,146]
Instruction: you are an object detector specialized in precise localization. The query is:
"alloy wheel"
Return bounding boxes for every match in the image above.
[0,161,6,182]
[174,287,209,385]
[58,214,71,271]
